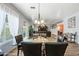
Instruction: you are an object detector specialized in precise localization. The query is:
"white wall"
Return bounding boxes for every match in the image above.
[64,15,76,33]
[63,12,79,44]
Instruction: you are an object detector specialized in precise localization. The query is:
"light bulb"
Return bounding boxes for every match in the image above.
[41,20,44,23]
[35,20,38,24]
[37,21,40,24]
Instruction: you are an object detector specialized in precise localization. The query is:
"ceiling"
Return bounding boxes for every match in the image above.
[12,3,79,25]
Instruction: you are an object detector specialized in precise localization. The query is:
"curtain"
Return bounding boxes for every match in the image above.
[0,9,6,38]
[8,14,19,45]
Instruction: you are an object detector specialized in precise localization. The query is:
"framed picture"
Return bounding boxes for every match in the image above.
[68,16,76,28]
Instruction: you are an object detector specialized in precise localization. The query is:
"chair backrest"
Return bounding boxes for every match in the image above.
[46,31,51,37]
[21,42,42,56]
[15,35,23,45]
[45,42,68,56]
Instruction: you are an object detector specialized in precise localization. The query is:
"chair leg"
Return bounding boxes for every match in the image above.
[21,50,23,55]
[17,48,19,56]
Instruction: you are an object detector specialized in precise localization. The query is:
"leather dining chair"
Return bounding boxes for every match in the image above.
[15,35,23,56]
[45,42,68,56]
[21,42,42,56]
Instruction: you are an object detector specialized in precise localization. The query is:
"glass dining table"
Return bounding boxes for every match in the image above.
[22,36,57,56]
[23,36,57,43]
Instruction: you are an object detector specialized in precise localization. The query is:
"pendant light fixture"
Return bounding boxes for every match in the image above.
[34,3,44,25]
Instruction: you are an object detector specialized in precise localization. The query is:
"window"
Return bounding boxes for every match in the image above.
[0,15,13,42]
[0,5,19,45]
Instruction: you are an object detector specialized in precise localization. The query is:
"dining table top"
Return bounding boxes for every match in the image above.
[23,36,57,43]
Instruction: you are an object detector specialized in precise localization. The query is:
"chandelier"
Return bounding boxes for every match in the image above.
[34,3,44,25]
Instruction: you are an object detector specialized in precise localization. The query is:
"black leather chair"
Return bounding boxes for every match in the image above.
[45,42,68,56]
[21,42,42,56]
[15,35,23,56]
[46,31,51,37]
